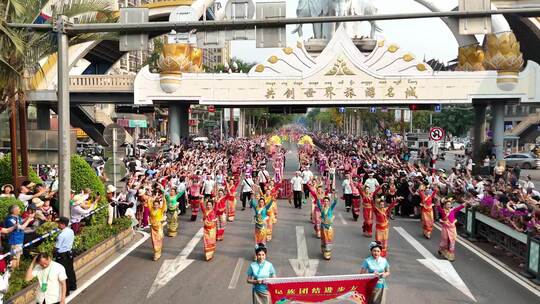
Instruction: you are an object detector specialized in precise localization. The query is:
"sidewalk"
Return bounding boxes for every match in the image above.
[66,230,148,303]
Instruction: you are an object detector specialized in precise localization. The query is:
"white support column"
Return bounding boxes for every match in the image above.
[491,102,506,162]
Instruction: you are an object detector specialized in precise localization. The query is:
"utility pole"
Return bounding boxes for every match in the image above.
[56,15,71,218]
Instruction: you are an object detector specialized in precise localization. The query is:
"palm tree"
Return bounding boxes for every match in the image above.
[0,0,115,190]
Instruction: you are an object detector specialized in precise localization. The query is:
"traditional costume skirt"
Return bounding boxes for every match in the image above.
[190,197,201,221]
[421,207,434,238]
[166,209,178,237]
[151,223,164,260]
[375,224,389,257]
[252,290,271,304]
[362,206,373,236]
[265,213,274,241]
[439,221,458,261]
[227,198,236,222]
[313,209,322,237]
[217,213,227,241]
[254,223,267,245]
[320,225,334,260]
[204,223,217,261]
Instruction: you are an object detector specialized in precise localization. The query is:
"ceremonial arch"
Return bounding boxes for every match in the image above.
[133,25,540,160]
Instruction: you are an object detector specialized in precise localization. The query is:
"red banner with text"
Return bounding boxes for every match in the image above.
[266,274,379,303]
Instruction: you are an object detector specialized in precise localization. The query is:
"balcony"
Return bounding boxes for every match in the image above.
[69,75,135,93]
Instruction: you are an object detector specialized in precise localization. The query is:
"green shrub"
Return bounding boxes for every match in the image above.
[71,155,105,196]
[35,221,59,235]
[0,153,42,187]
[5,258,36,299]
[0,197,25,222]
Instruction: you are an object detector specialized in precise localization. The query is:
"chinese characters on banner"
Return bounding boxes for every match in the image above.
[265,274,378,304]
[264,79,420,102]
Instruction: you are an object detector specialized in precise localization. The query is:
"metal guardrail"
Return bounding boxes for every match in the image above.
[457,207,540,284]
[69,75,135,92]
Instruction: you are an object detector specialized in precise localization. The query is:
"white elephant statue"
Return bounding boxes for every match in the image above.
[292,0,329,39]
[329,0,382,39]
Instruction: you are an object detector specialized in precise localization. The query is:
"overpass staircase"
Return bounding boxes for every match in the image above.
[505,111,540,143]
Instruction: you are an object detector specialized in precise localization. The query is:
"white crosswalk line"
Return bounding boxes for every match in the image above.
[228,258,245,289]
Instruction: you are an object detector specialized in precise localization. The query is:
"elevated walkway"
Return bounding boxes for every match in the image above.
[505,111,540,143]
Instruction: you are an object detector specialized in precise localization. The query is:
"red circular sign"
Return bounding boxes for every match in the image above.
[208,105,215,113]
[429,127,445,141]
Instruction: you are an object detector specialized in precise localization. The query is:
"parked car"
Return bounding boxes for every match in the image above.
[504,153,540,169]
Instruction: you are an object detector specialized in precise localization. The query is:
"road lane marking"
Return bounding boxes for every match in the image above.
[289,226,319,276]
[147,228,204,298]
[67,230,150,303]
[338,212,347,225]
[228,258,245,289]
[433,223,540,297]
[394,227,476,302]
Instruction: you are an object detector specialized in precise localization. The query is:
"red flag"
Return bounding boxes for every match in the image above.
[265,274,379,303]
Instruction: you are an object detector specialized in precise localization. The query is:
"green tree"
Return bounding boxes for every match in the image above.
[433,107,474,137]
[0,0,115,187]
[0,153,42,186]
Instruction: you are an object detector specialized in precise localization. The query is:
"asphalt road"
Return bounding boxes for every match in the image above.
[71,144,539,304]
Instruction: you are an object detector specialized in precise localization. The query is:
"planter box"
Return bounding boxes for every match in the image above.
[9,227,134,304]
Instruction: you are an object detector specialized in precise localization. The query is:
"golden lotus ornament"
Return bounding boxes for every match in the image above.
[482,31,524,91]
[456,44,484,71]
[158,43,204,93]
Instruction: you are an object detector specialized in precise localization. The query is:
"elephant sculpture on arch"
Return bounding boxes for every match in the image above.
[291,0,329,39]
[330,0,382,38]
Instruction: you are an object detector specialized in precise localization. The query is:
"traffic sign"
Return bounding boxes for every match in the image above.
[429,127,445,141]
[104,158,127,180]
[339,107,345,113]
[434,104,442,113]
[103,124,127,146]
[369,107,376,113]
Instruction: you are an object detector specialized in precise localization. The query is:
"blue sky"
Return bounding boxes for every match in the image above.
[224,0,461,65]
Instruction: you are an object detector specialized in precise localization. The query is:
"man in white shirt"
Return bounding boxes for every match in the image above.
[241,175,254,210]
[290,171,304,209]
[364,172,380,194]
[342,174,353,212]
[176,176,187,215]
[203,175,216,199]
[301,167,314,200]
[258,165,270,191]
[25,253,67,304]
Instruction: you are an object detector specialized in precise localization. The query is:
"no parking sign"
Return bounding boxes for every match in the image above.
[429,127,445,141]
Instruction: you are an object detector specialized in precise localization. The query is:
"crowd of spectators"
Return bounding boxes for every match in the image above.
[310,132,540,237]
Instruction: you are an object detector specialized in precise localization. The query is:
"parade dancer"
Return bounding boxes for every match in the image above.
[226,177,240,222]
[308,184,327,238]
[188,175,203,221]
[317,196,338,260]
[162,186,185,237]
[360,185,380,237]
[148,196,167,261]
[215,188,229,241]
[250,196,274,246]
[260,187,276,241]
[351,175,363,221]
[371,188,402,257]
[268,180,281,224]
[436,198,467,262]
[201,199,218,261]
[419,185,437,239]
